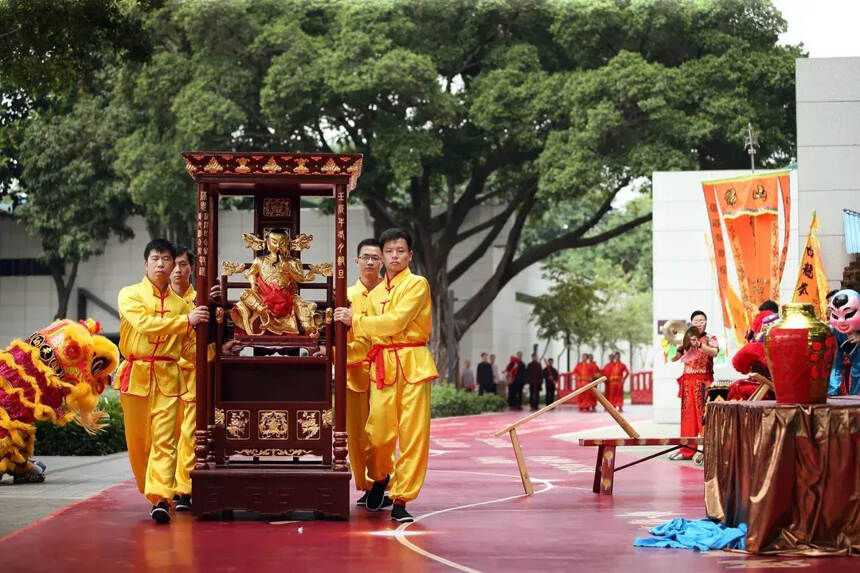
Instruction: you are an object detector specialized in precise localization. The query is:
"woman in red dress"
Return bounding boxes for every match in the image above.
[671,310,718,459]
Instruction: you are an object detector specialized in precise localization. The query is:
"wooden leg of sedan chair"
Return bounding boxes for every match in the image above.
[591,388,640,439]
[509,429,534,496]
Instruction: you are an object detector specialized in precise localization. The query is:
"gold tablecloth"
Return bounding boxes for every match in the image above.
[704,397,860,556]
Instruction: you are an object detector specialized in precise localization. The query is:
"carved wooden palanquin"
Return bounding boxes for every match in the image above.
[183,152,360,519]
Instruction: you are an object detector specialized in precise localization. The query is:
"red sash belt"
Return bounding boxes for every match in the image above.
[366,341,427,389]
[119,354,176,392]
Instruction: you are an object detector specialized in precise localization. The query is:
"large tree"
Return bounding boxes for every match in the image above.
[16,94,135,318]
[0,0,151,203]
[1,0,152,317]
[530,196,653,368]
[111,0,799,372]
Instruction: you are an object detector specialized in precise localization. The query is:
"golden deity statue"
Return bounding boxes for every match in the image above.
[224,229,332,337]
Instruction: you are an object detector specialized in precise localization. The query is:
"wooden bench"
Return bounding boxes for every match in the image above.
[495,376,642,495]
[579,437,704,495]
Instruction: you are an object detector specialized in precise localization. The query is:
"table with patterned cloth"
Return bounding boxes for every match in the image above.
[704,397,860,555]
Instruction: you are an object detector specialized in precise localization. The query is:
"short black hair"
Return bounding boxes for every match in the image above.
[356,237,381,256]
[144,238,176,260]
[758,300,779,313]
[690,310,707,321]
[379,227,412,251]
[175,245,195,267]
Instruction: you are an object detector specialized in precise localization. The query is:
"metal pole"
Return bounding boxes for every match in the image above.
[447,289,455,385]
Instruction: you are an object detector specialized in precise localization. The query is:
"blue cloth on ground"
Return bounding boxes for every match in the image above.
[633,518,747,551]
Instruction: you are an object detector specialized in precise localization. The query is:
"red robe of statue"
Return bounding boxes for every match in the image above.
[573,361,596,410]
[602,360,629,410]
[676,334,717,458]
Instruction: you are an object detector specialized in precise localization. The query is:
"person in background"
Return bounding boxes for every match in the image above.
[490,353,505,399]
[476,353,495,395]
[602,353,629,412]
[573,354,594,412]
[461,359,476,392]
[505,352,526,410]
[745,299,781,341]
[543,358,559,406]
[527,353,543,410]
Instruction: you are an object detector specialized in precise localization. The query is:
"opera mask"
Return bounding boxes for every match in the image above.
[829,289,860,335]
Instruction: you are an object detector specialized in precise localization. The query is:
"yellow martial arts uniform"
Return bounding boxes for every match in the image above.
[346,279,379,492]
[174,285,196,497]
[351,268,438,503]
[115,277,194,505]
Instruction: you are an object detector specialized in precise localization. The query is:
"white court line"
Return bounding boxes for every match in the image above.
[392,470,555,573]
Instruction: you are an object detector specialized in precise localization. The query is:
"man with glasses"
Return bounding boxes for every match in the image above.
[345,238,390,508]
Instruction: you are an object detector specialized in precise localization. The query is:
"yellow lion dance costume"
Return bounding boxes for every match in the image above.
[0,319,119,482]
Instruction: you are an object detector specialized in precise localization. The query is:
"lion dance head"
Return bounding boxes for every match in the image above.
[0,318,119,477]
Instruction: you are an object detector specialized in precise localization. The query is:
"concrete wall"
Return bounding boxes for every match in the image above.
[796,57,860,289]
[651,169,800,423]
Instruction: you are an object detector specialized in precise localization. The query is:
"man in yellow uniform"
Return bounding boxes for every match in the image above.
[116,239,209,524]
[170,245,197,513]
[345,238,385,506]
[334,228,438,523]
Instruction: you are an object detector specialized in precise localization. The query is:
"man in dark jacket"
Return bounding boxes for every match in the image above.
[543,358,559,406]
[506,352,527,410]
[476,353,495,395]
[527,353,543,410]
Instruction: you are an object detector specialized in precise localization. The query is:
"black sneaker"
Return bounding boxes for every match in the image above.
[380,495,393,509]
[356,492,369,506]
[12,467,45,484]
[174,494,192,512]
[391,504,414,523]
[150,501,171,524]
[366,475,390,511]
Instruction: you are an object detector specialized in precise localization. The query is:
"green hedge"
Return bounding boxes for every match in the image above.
[34,388,127,456]
[431,382,507,418]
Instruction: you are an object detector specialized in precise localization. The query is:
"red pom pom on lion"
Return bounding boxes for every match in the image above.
[0,318,119,483]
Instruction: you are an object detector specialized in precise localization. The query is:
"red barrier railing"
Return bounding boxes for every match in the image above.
[630,371,653,404]
[558,371,575,398]
[558,370,653,404]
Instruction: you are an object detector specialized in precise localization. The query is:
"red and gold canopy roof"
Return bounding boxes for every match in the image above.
[182,152,363,193]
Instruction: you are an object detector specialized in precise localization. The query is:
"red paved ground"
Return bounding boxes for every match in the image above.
[0,405,854,572]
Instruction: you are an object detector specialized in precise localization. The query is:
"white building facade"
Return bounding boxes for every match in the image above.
[651,57,860,424]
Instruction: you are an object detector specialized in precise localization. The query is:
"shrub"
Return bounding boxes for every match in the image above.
[431,382,507,418]
[34,388,127,455]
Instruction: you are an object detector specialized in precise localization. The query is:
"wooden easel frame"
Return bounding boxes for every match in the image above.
[493,376,639,495]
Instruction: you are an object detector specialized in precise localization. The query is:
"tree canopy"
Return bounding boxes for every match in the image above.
[2,1,801,363]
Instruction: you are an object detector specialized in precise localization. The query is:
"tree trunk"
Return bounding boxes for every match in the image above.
[424,260,459,386]
[50,260,79,320]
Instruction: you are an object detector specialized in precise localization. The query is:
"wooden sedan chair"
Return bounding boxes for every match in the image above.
[183,152,361,519]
